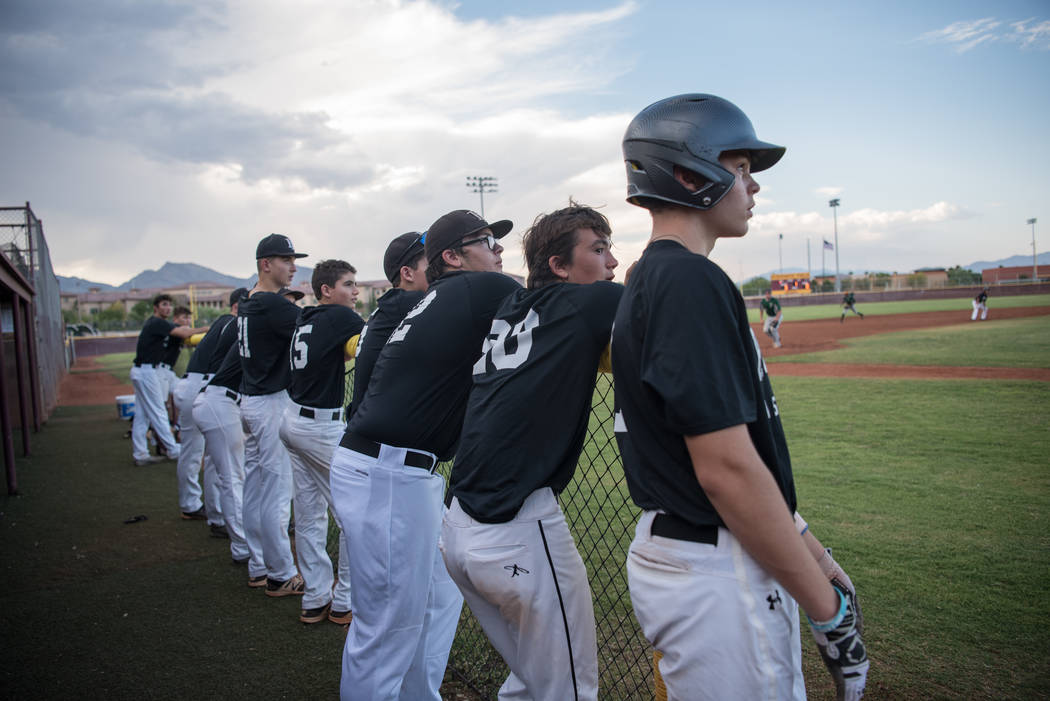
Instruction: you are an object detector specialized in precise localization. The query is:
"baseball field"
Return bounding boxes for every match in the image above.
[2,294,1047,699]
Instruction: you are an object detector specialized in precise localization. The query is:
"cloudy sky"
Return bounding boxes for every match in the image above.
[1,0,1047,285]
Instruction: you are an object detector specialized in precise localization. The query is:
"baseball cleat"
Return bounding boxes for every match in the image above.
[328,608,353,626]
[299,602,331,624]
[209,524,229,539]
[265,573,305,597]
[180,507,207,521]
[133,456,165,466]
[248,575,268,588]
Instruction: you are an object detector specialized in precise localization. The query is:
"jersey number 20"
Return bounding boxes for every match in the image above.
[473,309,539,375]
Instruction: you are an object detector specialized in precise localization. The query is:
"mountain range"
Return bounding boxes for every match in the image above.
[57,252,1050,293]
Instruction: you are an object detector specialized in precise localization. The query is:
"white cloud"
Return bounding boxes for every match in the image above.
[815,186,843,197]
[919,16,1050,52]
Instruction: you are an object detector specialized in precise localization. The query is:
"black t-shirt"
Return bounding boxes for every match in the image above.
[350,288,426,417]
[611,241,796,527]
[288,305,365,409]
[133,316,176,366]
[347,271,521,461]
[450,281,623,523]
[162,333,184,367]
[186,314,236,374]
[238,291,300,396]
[207,344,242,393]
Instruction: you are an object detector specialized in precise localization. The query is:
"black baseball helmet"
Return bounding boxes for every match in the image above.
[622,94,785,211]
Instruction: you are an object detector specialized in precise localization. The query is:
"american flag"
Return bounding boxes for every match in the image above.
[823,239,834,251]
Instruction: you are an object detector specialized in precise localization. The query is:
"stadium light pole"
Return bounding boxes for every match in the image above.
[1029,218,1038,282]
[778,233,783,273]
[829,198,841,292]
[465,176,498,219]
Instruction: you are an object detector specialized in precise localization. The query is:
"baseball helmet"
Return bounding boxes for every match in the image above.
[622,94,785,210]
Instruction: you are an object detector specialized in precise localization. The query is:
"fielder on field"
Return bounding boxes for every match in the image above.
[841,291,864,322]
[760,288,783,348]
[612,93,868,701]
[238,234,307,597]
[279,259,364,626]
[129,294,208,466]
[972,287,989,321]
[330,210,520,701]
[441,202,621,701]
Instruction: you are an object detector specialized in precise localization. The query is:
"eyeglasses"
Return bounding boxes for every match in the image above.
[459,234,498,251]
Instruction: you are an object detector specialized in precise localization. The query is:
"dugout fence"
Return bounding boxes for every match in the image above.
[343,368,653,699]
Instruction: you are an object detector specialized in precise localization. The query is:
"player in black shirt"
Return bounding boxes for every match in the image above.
[130,294,208,466]
[279,260,364,625]
[330,210,520,701]
[971,287,989,320]
[442,203,620,700]
[613,95,867,699]
[239,234,308,596]
[349,231,428,418]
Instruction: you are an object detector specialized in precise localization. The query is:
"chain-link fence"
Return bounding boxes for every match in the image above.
[0,203,66,415]
[341,366,653,700]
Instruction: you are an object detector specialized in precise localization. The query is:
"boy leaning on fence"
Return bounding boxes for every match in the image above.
[441,202,621,701]
[611,94,869,700]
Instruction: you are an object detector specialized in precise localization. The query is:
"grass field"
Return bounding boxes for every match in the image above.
[7,317,1049,699]
[745,292,1050,323]
[768,315,1050,368]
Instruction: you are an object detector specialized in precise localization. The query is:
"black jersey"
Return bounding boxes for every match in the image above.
[450,281,623,523]
[186,314,235,374]
[133,316,176,365]
[611,241,796,527]
[976,291,988,303]
[162,333,184,367]
[347,271,521,461]
[288,304,365,409]
[204,318,240,375]
[350,288,426,417]
[208,343,242,393]
[238,291,300,396]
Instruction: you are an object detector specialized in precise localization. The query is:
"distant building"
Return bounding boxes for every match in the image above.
[982,265,1044,284]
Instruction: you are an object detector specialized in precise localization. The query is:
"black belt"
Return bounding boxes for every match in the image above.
[300,407,342,421]
[225,389,240,404]
[651,513,719,545]
[339,432,435,472]
[133,362,155,368]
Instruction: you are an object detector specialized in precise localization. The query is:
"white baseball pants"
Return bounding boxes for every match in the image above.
[330,443,463,701]
[241,391,297,582]
[762,317,782,346]
[626,511,806,701]
[192,386,253,564]
[160,364,177,398]
[441,489,598,701]
[971,300,988,320]
[279,405,352,612]
[173,373,223,523]
[129,365,180,462]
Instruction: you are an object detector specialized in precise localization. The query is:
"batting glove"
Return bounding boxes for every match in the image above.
[809,582,869,701]
[817,547,863,636]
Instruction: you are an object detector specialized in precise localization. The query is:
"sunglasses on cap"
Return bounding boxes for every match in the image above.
[458,234,499,251]
[392,232,427,272]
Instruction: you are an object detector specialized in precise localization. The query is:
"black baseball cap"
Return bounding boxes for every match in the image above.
[424,210,512,267]
[277,287,305,301]
[256,233,308,259]
[383,232,426,283]
[228,287,250,306]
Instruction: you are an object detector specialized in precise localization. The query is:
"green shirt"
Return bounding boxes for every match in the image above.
[760,297,781,316]
[843,292,855,305]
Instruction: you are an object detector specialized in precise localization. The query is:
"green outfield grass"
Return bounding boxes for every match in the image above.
[746,292,1050,323]
[86,349,189,382]
[768,315,1050,368]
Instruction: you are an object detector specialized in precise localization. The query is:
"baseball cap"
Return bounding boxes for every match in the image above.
[277,287,305,301]
[256,233,308,259]
[383,231,426,283]
[424,210,512,267]
[228,287,250,306]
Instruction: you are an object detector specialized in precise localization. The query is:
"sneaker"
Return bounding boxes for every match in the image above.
[328,609,353,626]
[181,507,207,521]
[210,524,229,539]
[265,573,305,598]
[300,602,331,624]
[773,341,782,348]
[134,456,165,466]
[248,574,268,588]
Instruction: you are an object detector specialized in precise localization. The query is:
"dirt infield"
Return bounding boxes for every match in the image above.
[758,305,1050,381]
[58,357,134,407]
